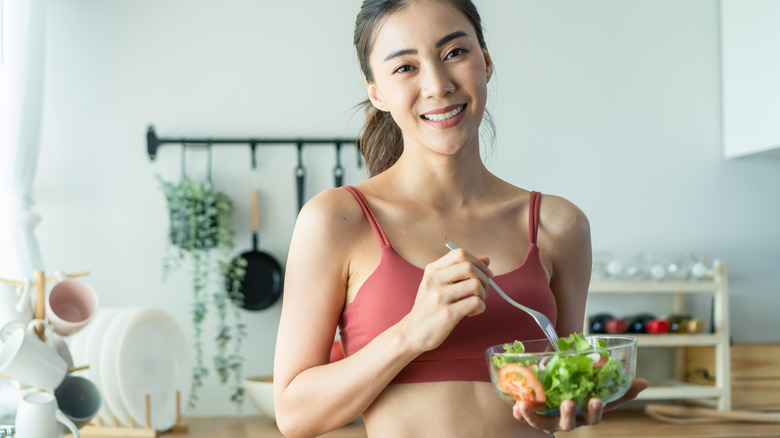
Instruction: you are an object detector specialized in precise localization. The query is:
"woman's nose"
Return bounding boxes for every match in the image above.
[421,64,455,98]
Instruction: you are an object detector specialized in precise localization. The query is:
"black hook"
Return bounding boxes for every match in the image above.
[250,142,257,170]
[295,142,306,212]
[206,142,213,184]
[333,142,344,187]
[180,142,187,179]
[355,139,363,168]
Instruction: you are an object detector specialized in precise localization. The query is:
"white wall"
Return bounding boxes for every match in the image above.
[31,0,780,417]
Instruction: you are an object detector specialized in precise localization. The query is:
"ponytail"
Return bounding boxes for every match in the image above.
[358,99,403,177]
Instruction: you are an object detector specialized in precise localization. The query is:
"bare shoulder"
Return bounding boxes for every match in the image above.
[294,187,367,247]
[537,193,590,243]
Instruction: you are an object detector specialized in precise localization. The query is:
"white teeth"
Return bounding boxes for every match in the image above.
[423,105,464,121]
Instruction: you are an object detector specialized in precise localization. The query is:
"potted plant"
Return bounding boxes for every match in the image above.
[158,175,246,409]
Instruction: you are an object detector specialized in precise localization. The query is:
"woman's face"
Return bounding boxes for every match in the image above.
[366,0,492,157]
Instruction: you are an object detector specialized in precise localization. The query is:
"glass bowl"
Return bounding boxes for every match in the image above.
[485,335,637,415]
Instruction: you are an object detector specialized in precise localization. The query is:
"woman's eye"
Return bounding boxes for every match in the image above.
[445,48,468,60]
[393,64,415,74]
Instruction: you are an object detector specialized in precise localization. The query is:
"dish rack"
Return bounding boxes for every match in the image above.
[0,270,188,436]
[77,392,187,437]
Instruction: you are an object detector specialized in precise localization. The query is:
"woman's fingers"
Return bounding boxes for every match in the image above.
[586,398,604,425]
[440,248,491,294]
[404,248,493,351]
[513,398,604,434]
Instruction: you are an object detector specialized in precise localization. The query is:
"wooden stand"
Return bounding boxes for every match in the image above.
[76,391,188,437]
[0,269,90,343]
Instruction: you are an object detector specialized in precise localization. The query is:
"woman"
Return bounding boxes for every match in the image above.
[273,1,647,437]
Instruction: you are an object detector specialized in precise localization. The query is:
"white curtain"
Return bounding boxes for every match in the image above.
[0,0,45,281]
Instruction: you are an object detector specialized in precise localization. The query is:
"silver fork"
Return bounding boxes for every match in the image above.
[445,242,560,351]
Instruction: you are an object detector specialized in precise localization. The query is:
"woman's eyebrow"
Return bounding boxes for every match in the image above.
[435,30,468,48]
[383,30,469,62]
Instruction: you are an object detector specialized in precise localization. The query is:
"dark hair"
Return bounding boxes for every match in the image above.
[354,0,493,177]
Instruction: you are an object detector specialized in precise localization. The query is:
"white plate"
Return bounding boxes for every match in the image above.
[116,307,192,431]
[98,308,137,426]
[67,306,98,368]
[83,307,120,423]
[67,330,86,370]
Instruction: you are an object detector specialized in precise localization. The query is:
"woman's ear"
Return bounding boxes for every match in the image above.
[366,78,389,112]
[483,47,494,83]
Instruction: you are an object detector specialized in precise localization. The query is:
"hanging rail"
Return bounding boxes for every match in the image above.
[146,125,361,169]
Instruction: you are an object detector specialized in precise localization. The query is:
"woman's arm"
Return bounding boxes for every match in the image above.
[512,194,648,433]
[542,194,592,338]
[273,189,410,437]
[273,188,492,438]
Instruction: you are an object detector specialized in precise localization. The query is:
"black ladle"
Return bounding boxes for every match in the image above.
[333,142,344,188]
[295,142,306,212]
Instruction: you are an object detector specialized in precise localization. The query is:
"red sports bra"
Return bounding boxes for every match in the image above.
[338,186,557,383]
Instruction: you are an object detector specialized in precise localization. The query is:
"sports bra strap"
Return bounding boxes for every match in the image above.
[529,191,541,245]
[343,186,391,247]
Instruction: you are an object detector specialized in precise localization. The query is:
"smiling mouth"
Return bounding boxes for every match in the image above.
[421,104,465,122]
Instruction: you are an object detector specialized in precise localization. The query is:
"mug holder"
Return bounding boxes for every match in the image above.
[0,269,90,343]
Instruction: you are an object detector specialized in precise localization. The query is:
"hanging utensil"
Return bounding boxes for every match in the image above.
[355,139,363,168]
[295,142,306,212]
[227,190,283,311]
[206,141,213,184]
[333,142,344,188]
[180,142,187,179]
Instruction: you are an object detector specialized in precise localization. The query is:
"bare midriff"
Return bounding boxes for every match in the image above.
[361,381,552,438]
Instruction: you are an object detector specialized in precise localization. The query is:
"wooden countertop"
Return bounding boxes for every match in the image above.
[160,416,367,438]
[74,410,780,438]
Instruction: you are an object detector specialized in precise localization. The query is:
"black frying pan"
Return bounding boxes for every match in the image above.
[229,190,283,311]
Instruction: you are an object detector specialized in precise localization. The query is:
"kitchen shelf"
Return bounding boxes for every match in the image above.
[630,334,723,347]
[588,281,719,294]
[586,260,731,410]
[641,380,726,400]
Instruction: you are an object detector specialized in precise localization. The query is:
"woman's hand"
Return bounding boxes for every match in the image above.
[512,378,649,434]
[399,247,493,353]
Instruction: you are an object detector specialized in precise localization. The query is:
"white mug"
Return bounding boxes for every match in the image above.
[0,327,67,391]
[0,281,33,344]
[15,391,80,438]
[24,319,74,369]
[46,274,99,337]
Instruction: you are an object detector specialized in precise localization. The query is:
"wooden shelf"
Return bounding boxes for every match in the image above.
[586,259,731,410]
[589,281,718,294]
[638,380,726,401]
[632,334,724,347]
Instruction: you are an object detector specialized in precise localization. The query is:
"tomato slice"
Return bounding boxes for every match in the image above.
[498,364,546,406]
[593,355,609,368]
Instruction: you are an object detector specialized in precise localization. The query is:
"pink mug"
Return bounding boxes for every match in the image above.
[46,274,99,336]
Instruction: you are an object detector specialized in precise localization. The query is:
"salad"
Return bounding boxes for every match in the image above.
[487,333,634,412]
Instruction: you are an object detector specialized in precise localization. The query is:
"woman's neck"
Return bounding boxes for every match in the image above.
[381,147,498,210]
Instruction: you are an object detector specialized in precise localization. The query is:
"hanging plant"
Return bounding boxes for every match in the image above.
[158,175,246,409]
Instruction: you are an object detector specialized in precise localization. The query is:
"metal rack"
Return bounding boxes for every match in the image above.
[146,125,362,210]
[146,125,360,170]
